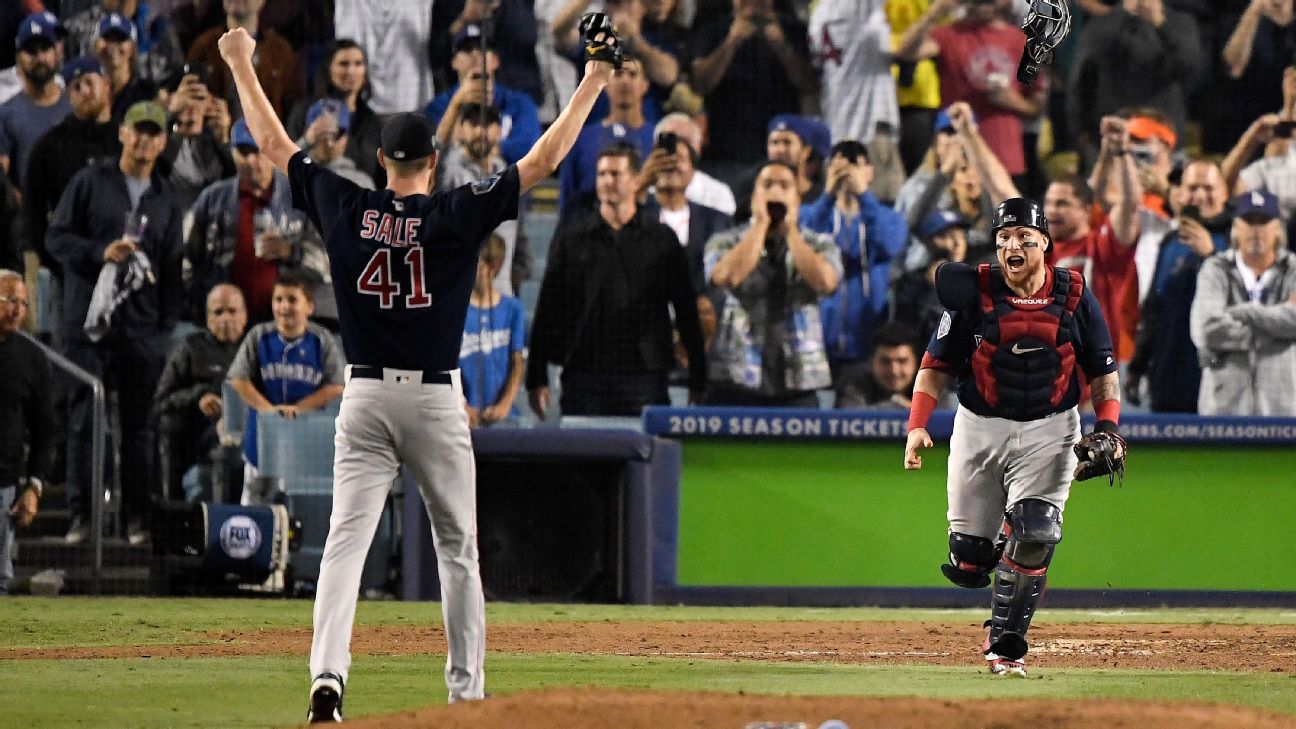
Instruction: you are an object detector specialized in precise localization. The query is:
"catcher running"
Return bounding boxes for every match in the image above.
[903,196,1126,677]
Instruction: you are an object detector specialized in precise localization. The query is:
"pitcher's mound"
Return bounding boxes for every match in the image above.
[340,688,1296,729]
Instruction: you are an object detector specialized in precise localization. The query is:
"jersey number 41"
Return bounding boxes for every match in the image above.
[357,247,432,309]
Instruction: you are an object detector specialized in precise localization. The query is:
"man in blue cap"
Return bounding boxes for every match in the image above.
[186,118,314,324]
[734,113,830,220]
[25,57,121,278]
[0,11,71,193]
[63,0,183,87]
[423,24,540,167]
[889,209,971,344]
[1191,189,1296,416]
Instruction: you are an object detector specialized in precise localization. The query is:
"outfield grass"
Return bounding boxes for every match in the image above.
[4,598,1295,728]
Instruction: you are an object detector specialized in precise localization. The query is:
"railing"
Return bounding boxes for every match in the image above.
[19,331,108,595]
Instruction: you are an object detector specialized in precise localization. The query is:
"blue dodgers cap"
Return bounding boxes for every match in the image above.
[306,98,351,135]
[1235,189,1281,222]
[934,105,974,134]
[230,119,258,150]
[15,11,64,51]
[767,114,832,160]
[453,23,488,52]
[62,56,104,84]
[917,210,971,241]
[97,12,137,42]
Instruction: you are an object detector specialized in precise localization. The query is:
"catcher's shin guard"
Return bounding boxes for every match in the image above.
[987,499,1062,659]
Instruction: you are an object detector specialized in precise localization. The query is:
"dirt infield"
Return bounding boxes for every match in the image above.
[343,688,1296,729]
[7,619,1296,672]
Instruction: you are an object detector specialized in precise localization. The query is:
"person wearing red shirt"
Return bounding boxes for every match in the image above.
[1044,118,1142,359]
[895,0,1046,179]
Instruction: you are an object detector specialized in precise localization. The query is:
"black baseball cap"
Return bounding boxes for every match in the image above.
[380,113,439,161]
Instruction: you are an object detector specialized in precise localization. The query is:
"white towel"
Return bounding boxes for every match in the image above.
[84,250,155,342]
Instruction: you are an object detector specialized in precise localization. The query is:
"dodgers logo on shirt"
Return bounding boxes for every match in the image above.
[219,515,262,560]
[472,173,503,196]
[937,311,952,339]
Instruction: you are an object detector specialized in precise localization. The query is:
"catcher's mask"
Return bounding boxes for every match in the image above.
[1017,0,1071,84]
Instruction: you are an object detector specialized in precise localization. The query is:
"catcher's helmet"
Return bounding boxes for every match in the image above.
[991,197,1049,245]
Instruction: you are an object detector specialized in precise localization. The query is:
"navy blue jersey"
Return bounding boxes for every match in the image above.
[288,150,520,371]
[922,262,1117,420]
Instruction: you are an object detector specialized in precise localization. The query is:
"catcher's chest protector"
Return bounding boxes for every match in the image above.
[971,264,1083,421]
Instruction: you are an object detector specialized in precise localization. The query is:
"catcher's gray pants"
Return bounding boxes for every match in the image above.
[0,485,14,594]
[946,405,1081,541]
[310,367,485,703]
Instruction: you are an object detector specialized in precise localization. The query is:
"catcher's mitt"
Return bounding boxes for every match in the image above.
[1073,421,1126,485]
[579,12,625,70]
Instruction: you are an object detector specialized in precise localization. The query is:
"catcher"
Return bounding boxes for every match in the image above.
[903,197,1126,677]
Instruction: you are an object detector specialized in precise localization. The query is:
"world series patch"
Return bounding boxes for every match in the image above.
[472,173,503,195]
[937,311,952,339]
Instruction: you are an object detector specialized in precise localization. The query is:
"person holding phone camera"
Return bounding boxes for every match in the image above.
[1126,159,1231,413]
[160,61,236,211]
[1223,68,1296,224]
[800,139,909,402]
[705,159,842,406]
[424,25,541,166]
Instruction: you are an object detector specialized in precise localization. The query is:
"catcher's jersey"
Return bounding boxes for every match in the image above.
[287,150,520,372]
[922,262,1117,420]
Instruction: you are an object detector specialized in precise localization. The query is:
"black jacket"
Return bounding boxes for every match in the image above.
[0,174,22,272]
[643,197,734,295]
[24,115,122,276]
[153,328,241,419]
[159,131,236,212]
[0,333,54,486]
[46,160,185,343]
[527,208,706,390]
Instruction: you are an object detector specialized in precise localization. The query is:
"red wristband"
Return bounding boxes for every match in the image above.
[907,391,937,433]
[1094,398,1120,425]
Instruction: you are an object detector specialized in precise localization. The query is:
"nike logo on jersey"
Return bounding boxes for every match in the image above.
[1011,343,1045,355]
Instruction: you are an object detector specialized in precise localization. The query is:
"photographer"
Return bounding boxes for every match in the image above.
[159,62,234,211]
[800,140,908,391]
[705,160,842,407]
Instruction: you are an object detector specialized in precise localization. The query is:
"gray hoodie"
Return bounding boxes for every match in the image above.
[1190,249,1296,416]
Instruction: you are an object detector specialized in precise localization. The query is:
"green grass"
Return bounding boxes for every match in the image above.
[5,599,1296,727]
[5,654,1295,729]
[6,597,1296,649]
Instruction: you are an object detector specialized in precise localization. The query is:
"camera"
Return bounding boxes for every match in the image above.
[1275,120,1296,139]
[655,131,679,152]
[1180,204,1201,222]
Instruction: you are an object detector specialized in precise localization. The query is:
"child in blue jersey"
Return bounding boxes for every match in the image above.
[226,270,346,501]
[460,234,526,427]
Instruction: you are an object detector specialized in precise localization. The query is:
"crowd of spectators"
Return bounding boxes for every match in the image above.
[2,0,1296,546]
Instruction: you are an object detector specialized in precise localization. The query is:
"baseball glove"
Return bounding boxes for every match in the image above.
[579,12,625,70]
[1073,421,1126,485]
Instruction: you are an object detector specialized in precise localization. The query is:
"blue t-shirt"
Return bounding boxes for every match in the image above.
[226,321,346,466]
[0,90,72,190]
[557,120,653,216]
[287,150,520,372]
[459,295,527,413]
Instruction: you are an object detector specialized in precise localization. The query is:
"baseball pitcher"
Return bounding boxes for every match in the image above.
[218,13,625,722]
[904,197,1126,677]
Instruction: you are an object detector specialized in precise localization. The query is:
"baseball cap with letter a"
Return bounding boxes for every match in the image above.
[380,113,439,161]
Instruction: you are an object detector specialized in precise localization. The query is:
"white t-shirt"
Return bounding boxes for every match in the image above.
[659,205,690,246]
[808,0,899,144]
[334,0,435,114]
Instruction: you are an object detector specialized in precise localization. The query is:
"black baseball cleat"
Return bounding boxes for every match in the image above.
[307,672,344,723]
